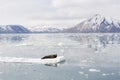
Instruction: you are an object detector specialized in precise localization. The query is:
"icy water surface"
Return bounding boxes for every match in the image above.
[0,33,120,80]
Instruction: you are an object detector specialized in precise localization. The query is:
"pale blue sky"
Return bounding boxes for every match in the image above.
[0,0,120,27]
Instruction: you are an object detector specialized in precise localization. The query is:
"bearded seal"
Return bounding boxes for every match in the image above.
[41,54,57,59]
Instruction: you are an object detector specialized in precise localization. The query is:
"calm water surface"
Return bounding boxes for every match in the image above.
[0,33,120,80]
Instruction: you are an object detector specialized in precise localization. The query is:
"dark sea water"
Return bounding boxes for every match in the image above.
[0,33,120,80]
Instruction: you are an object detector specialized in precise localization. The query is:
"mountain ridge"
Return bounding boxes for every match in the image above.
[0,25,30,33]
[1,14,120,33]
[64,14,120,33]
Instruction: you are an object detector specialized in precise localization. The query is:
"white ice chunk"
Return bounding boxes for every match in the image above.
[0,56,65,64]
[89,69,100,72]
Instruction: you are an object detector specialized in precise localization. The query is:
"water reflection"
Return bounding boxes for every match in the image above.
[44,61,65,67]
[69,34,120,52]
[66,34,120,67]
[0,34,29,43]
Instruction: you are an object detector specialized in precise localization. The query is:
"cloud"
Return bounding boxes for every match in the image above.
[52,0,120,8]
[26,0,120,26]
[0,0,120,26]
[50,0,120,19]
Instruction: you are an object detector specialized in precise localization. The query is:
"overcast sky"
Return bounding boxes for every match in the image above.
[0,0,120,27]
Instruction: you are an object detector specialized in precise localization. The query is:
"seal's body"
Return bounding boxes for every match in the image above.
[41,54,57,59]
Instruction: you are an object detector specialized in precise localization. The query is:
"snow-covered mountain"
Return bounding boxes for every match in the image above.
[0,25,30,33]
[28,25,63,33]
[33,27,61,33]
[39,27,61,33]
[1,14,120,33]
[65,14,120,33]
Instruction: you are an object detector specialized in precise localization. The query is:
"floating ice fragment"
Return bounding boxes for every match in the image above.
[102,73,110,76]
[0,56,65,65]
[58,42,63,46]
[78,71,84,75]
[0,72,3,74]
[89,69,100,72]
[102,73,107,76]
[24,72,28,75]
[102,73,114,76]
[85,74,88,78]
[81,60,88,63]
[61,49,64,53]
[0,52,3,54]
[80,67,85,69]
[111,73,115,75]
[70,78,74,80]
